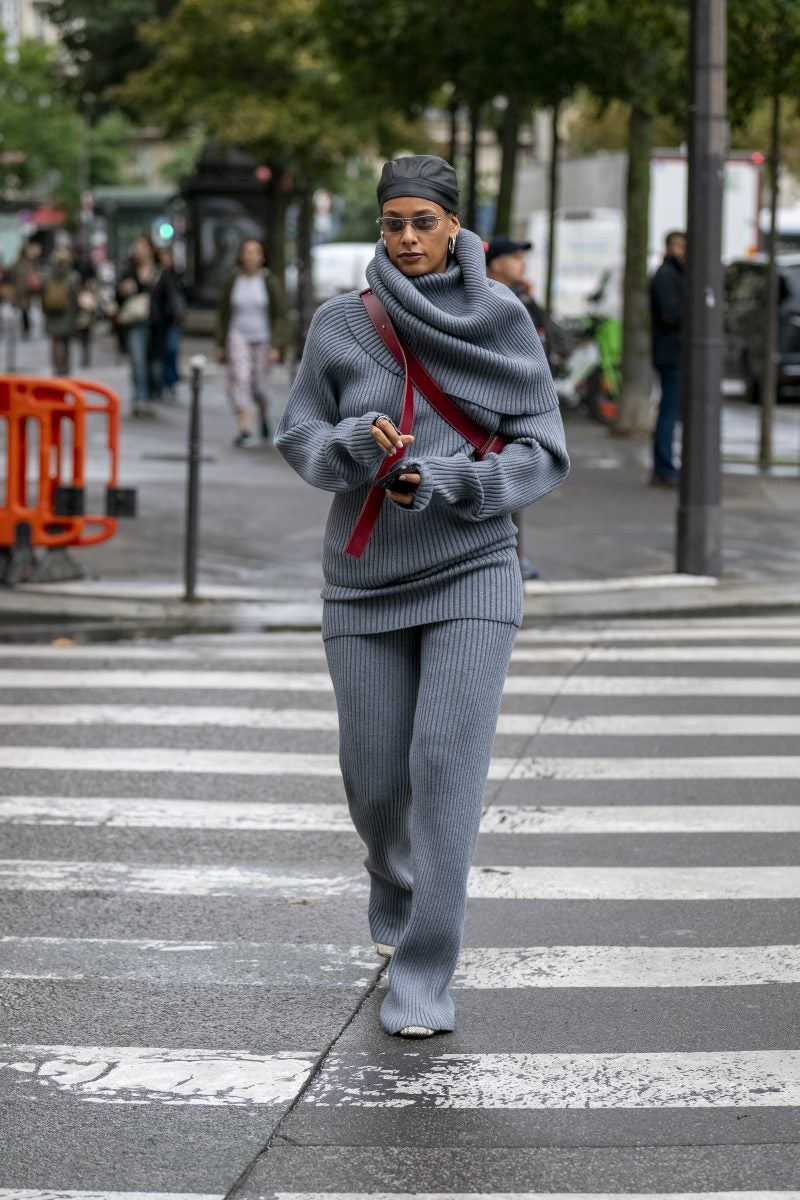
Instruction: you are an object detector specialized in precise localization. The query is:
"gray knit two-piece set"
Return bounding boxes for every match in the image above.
[275,226,569,1034]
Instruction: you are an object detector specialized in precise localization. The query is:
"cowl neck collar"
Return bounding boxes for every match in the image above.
[364,228,552,416]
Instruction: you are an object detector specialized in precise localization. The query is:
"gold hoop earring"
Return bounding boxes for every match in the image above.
[448,235,456,254]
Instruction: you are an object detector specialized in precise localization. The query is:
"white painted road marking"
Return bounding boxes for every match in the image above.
[0,1044,315,1106]
[3,706,799,739]
[2,860,799,899]
[2,747,800,779]
[4,796,799,834]
[3,936,799,989]
[8,669,800,696]
[0,705,340,730]
[305,1049,800,1108]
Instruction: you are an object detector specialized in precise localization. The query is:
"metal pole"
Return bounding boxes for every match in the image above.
[183,355,206,602]
[759,88,781,469]
[676,0,727,577]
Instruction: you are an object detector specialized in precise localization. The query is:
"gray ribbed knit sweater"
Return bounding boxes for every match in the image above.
[275,228,569,637]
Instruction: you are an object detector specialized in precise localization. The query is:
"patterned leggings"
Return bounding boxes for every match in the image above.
[226,331,271,427]
[324,619,517,1034]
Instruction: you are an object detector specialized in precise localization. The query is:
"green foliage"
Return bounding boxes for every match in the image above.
[44,0,179,117]
[730,99,800,177]
[566,93,684,158]
[120,0,420,185]
[728,0,800,124]
[0,35,134,212]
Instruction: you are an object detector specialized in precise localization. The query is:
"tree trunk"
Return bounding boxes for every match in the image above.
[295,186,315,355]
[759,87,781,469]
[464,104,480,230]
[616,103,654,436]
[448,97,460,167]
[264,186,288,283]
[494,93,522,235]
[544,100,561,326]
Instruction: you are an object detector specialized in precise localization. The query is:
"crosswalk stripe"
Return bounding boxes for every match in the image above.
[7,669,800,695]
[1,746,799,779]
[516,620,800,642]
[0,1044,315,1106]
[4,796,799,834]
[2,861,798,899]
[536,714,800,736]
[2,706,798,738]
[306,1049,800,1108]
[0,705,339,729]
[0,643,327,661]
[2,937,798,989]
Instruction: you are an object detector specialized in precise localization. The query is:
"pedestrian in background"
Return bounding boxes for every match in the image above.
[41,246,80,377]
[116,234,161,417]
[216,238,288,448]
[649,230,686,487]
[486,234,546,580]
[485,234,546,338]
[11,242,41,339]
[73,247,99,369]
[155,244,187,399]
[276,154,568,1038]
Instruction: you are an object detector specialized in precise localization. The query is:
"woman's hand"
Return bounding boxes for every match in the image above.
[370,416,414,456]
[268,347,281,364]
[387,470,421,506]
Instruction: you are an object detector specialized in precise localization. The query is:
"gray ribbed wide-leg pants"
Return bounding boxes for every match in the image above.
[324,618,517,1034]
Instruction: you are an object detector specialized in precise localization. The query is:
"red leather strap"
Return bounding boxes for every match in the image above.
[344,303,414,558]
[345,289,507,559]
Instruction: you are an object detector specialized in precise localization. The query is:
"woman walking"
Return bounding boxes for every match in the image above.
[275,155,568,1037]
[116,234,161,417]
[216,238,287,447]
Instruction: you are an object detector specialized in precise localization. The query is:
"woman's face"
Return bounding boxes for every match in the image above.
[131,237,153,266]
[239,241,264,273]
[380,197,460,277]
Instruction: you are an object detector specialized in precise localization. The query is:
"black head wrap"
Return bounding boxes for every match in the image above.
[377,155,459,212]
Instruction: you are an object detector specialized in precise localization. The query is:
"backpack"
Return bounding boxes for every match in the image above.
[41,274,71,315]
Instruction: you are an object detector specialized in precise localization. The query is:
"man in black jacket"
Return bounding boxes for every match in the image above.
[649,230,686,486]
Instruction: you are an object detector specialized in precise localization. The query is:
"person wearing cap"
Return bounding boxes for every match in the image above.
[276,155,569,1039]
[485,235,546,336]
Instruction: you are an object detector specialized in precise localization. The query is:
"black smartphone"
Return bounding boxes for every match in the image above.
[376,462,418,494]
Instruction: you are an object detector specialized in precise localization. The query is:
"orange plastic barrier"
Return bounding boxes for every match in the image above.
[0,376,135,557]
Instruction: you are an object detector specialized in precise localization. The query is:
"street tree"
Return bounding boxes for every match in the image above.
[728,0,800,467]
[0,35,132,215]
[121,0,418,335]
[44,0,180,118]
[566,0,689,437]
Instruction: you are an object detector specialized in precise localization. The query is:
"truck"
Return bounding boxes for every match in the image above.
[525,151,763,319]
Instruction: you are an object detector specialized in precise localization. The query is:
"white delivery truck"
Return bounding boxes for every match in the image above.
[526,151,762,319]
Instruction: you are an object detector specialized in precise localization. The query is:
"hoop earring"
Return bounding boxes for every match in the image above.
[448,234,457,255]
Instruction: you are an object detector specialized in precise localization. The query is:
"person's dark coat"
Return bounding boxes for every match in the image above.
[650,255,684,369]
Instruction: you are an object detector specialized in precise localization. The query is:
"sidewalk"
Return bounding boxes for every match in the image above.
[1,329,799,634]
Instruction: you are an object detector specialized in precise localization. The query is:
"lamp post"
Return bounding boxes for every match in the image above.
[676,0,727,576]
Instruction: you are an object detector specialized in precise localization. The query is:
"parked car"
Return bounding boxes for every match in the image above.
[724,255,800,403]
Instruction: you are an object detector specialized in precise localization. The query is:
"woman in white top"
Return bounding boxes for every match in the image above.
[216,238,288,447]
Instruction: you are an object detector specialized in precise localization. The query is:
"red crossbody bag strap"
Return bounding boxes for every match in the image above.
[345,289,507,559]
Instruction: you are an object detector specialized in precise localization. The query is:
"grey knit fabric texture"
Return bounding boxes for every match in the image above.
[325,619,517,1034]
[275,227,569,1033]
[275,227,569,638]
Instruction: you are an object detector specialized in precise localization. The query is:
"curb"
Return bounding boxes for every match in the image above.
[1,574,799,637]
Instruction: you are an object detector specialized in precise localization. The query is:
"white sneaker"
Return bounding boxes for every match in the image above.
[374,942,395,958]
[399,1025,436,1038]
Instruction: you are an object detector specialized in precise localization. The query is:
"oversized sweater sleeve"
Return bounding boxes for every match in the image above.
[274,304,386,492]
[409,403,569,521]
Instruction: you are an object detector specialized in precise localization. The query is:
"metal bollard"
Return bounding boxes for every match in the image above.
[184,355,206,602]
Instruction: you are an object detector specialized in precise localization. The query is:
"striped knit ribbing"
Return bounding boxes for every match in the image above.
[325,619,517,1034]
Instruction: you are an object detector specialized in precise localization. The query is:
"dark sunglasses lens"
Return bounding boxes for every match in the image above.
[413,216,439,231]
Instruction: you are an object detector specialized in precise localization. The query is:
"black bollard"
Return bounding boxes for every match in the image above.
[4,304,17,373]
[184,355,206,602]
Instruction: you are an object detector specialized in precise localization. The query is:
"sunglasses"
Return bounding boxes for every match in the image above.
[377,213,451,234]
